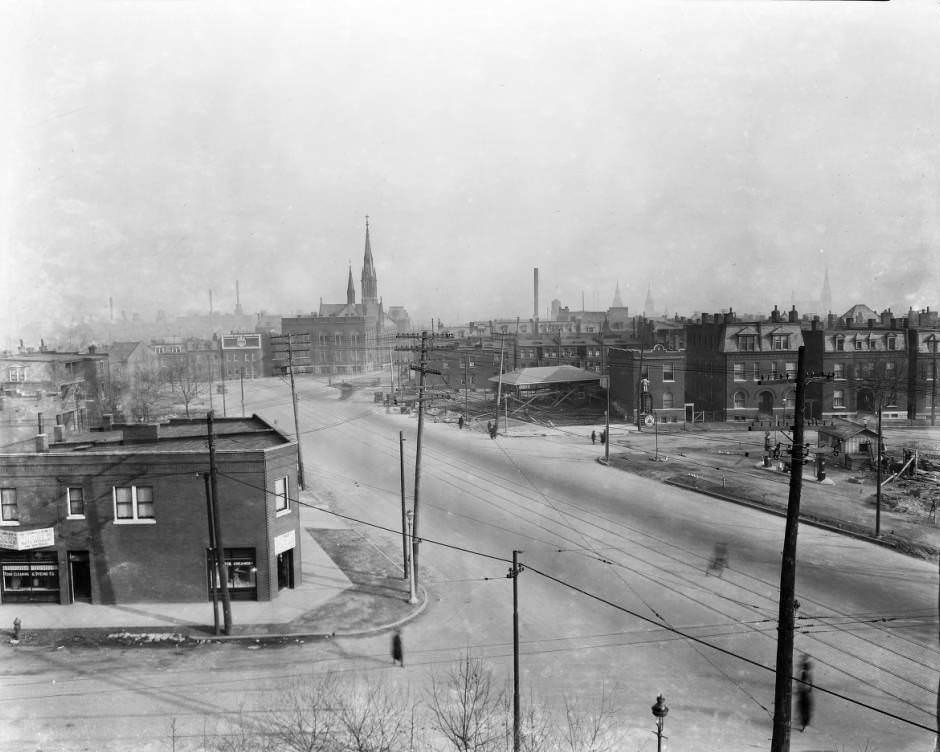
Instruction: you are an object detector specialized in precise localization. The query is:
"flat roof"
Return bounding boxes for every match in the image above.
[489,365,602,387]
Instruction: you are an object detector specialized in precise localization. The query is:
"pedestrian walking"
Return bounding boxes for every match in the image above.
[458,415,464,430]
[591,430,596,445]
[600,430,606,444]
[391,629,404,667]
[796,655,813,731]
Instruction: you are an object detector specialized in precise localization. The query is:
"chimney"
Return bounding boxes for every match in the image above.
[123,423,161,443]
[53,424,65,443]
[88,344,97,354]
[533,268,539,321]
[789,306,798,323]
[35,434,49,453]
[771,305,780,323]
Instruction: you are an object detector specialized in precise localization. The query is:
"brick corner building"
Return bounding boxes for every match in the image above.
[0,415,300,605]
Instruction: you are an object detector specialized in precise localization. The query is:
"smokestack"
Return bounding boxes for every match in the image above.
[109,296,114,323]
[209,289,214,316]
[236,280,240,308]
[533,268,539,320]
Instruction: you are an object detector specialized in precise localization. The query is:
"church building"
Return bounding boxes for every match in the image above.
[281,219,410,377]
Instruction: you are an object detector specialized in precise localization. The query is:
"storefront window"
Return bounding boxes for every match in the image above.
[207,548,257,601]
[1,552,60,603]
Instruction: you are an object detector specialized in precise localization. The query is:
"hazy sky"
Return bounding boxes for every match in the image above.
[2,0,939,343]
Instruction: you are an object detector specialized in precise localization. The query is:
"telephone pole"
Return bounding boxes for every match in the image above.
[395,331,448,584]
[206,410,232,635]
[769,346,830,751]
[270,332,310,490]
[400,430,408,579]
[508,550,525,752]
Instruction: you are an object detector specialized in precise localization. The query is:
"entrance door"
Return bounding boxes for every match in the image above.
[758,391,774,415]
[69,551,92,603]
[277,549,294,591]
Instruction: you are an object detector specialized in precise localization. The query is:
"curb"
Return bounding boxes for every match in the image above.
[203,585,431,643]
[663,477,938,559]
[598,454,937,560]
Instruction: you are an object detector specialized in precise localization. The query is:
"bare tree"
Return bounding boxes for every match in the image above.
[268,673,343,752]
[557,688,619,752]
[336,679,411,752]
[427,652,507,752]
[166,358,206,418]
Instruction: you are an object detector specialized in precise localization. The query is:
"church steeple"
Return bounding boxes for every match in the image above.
[643,283,655,317]
[820,266,832,313]
[346,263,356,306]
[361,215,378,305]
[611,281,624,308]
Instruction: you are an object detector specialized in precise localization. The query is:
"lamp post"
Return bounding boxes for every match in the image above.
[651,694,669,752]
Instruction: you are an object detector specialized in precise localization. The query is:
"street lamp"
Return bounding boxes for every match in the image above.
[651,694,669,752]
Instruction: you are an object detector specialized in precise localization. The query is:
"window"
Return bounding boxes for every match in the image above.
[885,361,896,378]
[770,363,780,380]
[785,362,797,380]
[662,362,674,382]
[8,366,28,382]
[733,363,745,381]
[772,335,789,351]
[833,363,845,380]
[641,364,650,380]
[67,487,85,518]
[854,338,866,351]
[113,486,155,523]
[887,335,898,351]
[861,362,874,378]
[833,390,845,408]
[738,335,757,352]
[751,363,760,381]
[733,391,746,409]
[662,392,674,409]
[1,489,18,523]
[835,335,845,352]
[274,476,289,513]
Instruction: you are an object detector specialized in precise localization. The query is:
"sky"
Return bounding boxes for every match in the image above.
[2,0,939,345]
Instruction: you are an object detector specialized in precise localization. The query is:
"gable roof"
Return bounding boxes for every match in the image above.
[488,365,601,387]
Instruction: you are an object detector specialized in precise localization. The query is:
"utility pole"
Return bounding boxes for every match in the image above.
[931,340,937,427]
[271,332,310,490]
[636,346,645,431]
[508,550,525,752]
[206,410,232,635]
[239,370,245,417]
[395,331,446,584]
[875,400,883,537]
[604,341,611,463]
[400,431,408,579]
[203,473,220,635]
[207,353,215,412]
[770,344,811,752]
[464,356,470,419]
[495,334,506,434]
[218,338,227,416]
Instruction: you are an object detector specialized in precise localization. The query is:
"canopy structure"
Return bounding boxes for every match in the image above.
[489,366,602,410]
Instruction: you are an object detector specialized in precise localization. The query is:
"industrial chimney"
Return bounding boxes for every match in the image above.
[533,268,539,321]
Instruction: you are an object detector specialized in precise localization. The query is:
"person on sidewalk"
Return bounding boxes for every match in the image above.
[458,415,464,430]
[391,629,404,667]
[591,430,596,445]
[796,655,814,731]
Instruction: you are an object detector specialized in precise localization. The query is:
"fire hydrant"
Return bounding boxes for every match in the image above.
[12,617,21,641]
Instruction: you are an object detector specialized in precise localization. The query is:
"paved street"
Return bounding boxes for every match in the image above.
[0,375,937,751]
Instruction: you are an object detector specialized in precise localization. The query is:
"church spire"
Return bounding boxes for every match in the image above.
[821,266,832,313]
[611,281,624,308]
[361,215,378,305]
[643,283,655,317]
[346,263,356,306]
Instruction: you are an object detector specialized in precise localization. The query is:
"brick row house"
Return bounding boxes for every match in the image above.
[0,416,301,605]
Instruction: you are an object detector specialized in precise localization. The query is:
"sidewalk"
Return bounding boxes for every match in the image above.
[0,505,426,644]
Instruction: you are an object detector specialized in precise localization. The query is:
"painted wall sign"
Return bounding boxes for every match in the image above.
[0,527,55,551]
[274,529,296,555]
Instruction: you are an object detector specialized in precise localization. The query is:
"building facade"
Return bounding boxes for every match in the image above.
[0,416,300,605]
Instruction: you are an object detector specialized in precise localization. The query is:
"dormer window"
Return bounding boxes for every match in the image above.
[854,339,866,351]
[886,335,898,351]
[771,334,789,351]
[834,335,845,352]
[738,334,757,351]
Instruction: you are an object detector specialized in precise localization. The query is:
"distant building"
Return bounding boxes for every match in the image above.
[608,347,687,423]
[281,219,410,377]
[0,415,300,605]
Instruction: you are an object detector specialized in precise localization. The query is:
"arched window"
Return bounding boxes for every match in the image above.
[662,392,674,409]
[733,391,746,410]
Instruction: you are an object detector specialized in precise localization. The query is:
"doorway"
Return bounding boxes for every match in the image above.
[68,551,92,603]
[758,391,774,416]
[277,549,294,591]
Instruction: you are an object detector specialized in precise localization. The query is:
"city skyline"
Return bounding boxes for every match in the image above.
[2,0,938,345]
